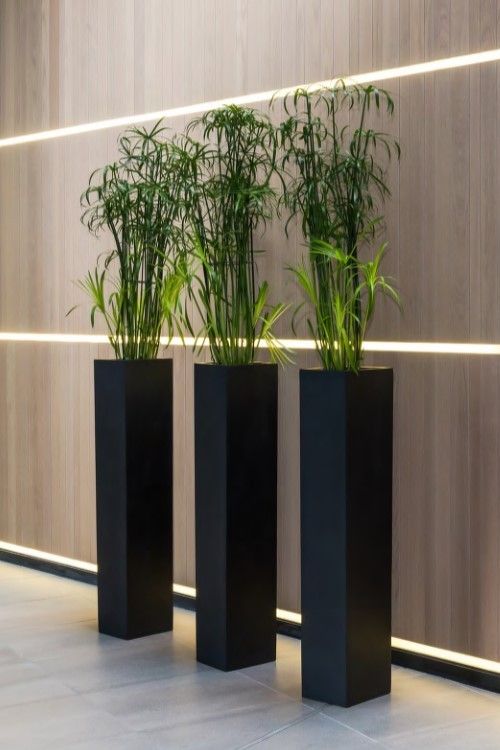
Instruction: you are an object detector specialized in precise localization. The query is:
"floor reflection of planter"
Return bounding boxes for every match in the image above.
[300,368,393,706]
[195,363,278,671]
[94,359,173,640]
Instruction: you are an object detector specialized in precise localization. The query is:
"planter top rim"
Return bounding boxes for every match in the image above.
[194,362,277,368]
[300,366,392,374]
[94,358,172,364]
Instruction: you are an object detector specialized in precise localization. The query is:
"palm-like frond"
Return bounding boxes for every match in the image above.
[75,121,187,359]
[278,81,400,371]
[176,106,289,366]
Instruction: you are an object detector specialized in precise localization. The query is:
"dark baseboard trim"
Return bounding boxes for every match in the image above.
[0,548,97,585]
[2,549,499,694]
[174,591,196,612]
[0,548,198,612]
[391,648,500,694]
[276,618,301,639]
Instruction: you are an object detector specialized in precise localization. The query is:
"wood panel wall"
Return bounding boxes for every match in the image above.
[1,0,500,660]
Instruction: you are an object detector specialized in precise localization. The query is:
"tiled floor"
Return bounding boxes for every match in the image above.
[1,562,500,749]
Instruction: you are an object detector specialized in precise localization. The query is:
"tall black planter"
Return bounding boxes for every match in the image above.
[300,368,393,707]
[195,363,278,671]
[94,359,173,640]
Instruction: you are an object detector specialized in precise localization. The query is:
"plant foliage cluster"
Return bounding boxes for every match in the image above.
[79,122,185,359]
[172,106,289,365]
[278,82,400,371]
[77,81,400,371]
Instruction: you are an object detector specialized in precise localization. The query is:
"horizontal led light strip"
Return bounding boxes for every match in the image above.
[0,332,110,344]
[0,540,191,598]
[363,341,500,355]
[1,48,500,149]
[392,637,500,676]
[1,332,500,356]
[1,541,498,675]
[0,540,97,573]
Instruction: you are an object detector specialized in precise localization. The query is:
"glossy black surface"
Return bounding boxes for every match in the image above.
[94,359,173,639]
[195,363,278,671]
[300,368,393,706]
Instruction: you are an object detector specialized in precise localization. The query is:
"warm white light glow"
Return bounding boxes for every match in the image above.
[0,332,194,346]
[276,608,302,625]
[274,615,500,675]
[350,48,500,85]
[2,331,500,356]
[0,541,98,573]
[173,583,196,598]
[0,332,110,344]
[0,542,195,598]
[363,341,500,356]
[1,49,500,149]
[392,637,500,676]
[1,541,499,674]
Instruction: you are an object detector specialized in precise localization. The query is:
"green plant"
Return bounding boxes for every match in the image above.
[278,82,400,371]
[173,105,289,365]
[76,121,185,360]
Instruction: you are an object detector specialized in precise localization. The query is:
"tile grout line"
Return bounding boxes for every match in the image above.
[237,668,319,706]
[0,687,81,714]
[234,709,321,750]
[320,707,500,745]
[318,711,391,745]
[4,565,500,746]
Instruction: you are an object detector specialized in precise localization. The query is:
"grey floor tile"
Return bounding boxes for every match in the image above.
[98,705,314,750]
[0,593,96,631]
[170,607,197,649]
[0,571,93,605]
[1,618,126,662]
[241,634,324,708]
[2,562,500,750]
[0,693,127,750]
[242,712,383,749]
[0,562,33,580]
[384,714,500,749]
[65,732,170,750]
[321,667,500,741]
[0,646,21,665]
[35,636,208,693]
[0,659,75,708]
[242,651,323,709]
[83,669,312,736]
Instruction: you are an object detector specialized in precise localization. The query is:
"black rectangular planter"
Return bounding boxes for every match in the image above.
[300,367,393,707]
[195,363,278,671]
[94,359,173,640]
